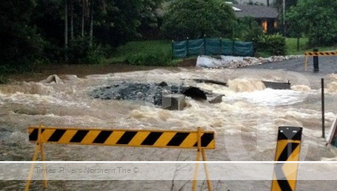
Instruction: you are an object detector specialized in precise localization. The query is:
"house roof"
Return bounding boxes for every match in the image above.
[232,5,278,19]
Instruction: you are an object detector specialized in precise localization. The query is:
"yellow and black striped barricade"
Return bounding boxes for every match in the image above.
[271,126,303,191]
[25,124,215,191]
[304,51,337,71]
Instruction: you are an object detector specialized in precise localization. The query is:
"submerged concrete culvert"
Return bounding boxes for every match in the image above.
[182,87,207,101]
[262,81,291,90]
[162,94,186,110]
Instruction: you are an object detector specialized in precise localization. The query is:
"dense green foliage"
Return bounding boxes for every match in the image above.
[0,0,164,71]
[274,0,298,9]
[0,1,45,69]
[286,0,337,46]
[234,17,264,42]
[161,0,236,40]
[2,0,337,78]
[257,34,286,55]
[66,37,104,64]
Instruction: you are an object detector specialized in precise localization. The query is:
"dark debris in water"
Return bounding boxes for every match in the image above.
[90,82,183,105]
[90,81,208,106]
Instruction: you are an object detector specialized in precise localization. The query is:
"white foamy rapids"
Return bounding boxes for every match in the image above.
[227,78,266,92]
[223,89,308,106]
[325,73,337,93]
[291,85,312,92]
[196,83,235,96]
[0,68,336,164]
[326,82,337,93]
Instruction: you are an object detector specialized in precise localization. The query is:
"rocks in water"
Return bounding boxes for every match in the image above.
[40,74,63,84]
[158,81,168,87]
[90,82,185,106]
[90,81,217,108]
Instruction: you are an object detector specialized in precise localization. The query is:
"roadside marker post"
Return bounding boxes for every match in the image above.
[271,126,303,191]
[25,124,215,191]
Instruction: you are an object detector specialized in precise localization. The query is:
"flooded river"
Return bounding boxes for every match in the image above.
[1,64,337,190]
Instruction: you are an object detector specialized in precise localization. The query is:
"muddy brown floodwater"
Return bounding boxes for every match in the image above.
[1,62,337,191]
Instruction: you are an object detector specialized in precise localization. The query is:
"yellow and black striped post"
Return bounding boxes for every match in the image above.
[271,126,303,191]
[26,125,215,191]
[304,51,337,71]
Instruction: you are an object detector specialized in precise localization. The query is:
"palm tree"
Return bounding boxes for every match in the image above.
[65,0,68,60]
[89,0,107,46]
[70,0,74,40]
[82,0,89,37]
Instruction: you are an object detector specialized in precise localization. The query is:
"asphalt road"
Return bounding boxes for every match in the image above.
[247,55,337,76]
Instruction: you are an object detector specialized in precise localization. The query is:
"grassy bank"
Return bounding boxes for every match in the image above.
[107,38,337,64]
[3,38,337,84]
[285,37,309,55]
[286,38,337,55]
[106,40,172,64]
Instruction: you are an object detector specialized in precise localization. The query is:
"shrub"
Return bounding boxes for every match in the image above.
[66,37,105,64]
[0,74,8,84]
[257,34,286,56]
[78,46,105,65]
[0,66,9,84]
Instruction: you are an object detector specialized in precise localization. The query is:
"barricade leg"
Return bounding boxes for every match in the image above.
[25,143,40,191]
[202,149,212,191]
[25,125,48,191]
[40,142,47,188]
[192,128,202,191]
[304,56,308,71]
[192,127,212,191]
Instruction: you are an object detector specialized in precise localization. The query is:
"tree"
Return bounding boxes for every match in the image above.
[93,0,163,47]
[161,0,236,40]
[138,0,164,39]
[275,0,298,9]
[275,0,298,34]
[234,17,264,42]
[0,0,164,67]
[0,0,44,68]
[286,0,337,46]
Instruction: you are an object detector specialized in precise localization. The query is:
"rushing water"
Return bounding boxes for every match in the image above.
[1,65,337,190]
